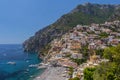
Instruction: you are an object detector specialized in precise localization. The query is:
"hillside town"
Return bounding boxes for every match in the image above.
[35,20,120,80]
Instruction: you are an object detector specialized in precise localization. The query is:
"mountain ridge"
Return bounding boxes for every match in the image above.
[23,3,120,57]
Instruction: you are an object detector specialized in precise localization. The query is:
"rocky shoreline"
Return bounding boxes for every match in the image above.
[34,66,69,80]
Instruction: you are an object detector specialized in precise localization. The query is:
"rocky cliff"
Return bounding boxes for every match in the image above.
[23,3,120,57]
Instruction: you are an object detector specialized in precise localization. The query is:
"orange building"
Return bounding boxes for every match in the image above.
[70,40,81,50]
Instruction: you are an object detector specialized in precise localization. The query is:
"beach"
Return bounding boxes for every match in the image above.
[34,67,69,80]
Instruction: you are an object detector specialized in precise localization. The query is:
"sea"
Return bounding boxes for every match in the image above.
[0,44,45,80]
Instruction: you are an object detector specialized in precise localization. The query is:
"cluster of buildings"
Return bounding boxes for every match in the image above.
[44,20,120,79]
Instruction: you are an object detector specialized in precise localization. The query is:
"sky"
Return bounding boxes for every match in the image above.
[0,0,120,44]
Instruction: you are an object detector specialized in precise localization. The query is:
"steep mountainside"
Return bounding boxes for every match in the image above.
[23,3,120,57]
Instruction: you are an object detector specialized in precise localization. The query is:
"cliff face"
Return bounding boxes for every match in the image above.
[23,3,120,56]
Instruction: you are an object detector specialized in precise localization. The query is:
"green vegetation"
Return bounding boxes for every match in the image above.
[83,44,120,80]
[95,49,104,57]
[71,58,86,65]
[84,67,96,80]
[99,32,109,38]
[39,43,51,56]
[80,45,89,58]
[93,62,118,80]
[87,31,95,34]
[69,77,80,80]
[92,44,120,80]
[103,44,120,63]
[68,67,74,76]
[65,53,71,58]
[115,36,120,39]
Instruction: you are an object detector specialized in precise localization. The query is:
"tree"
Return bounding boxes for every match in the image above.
[103,44,120,64]
[93,44,120,80]
[84,67,96,80]
[95,49,104,57]
[71,58,86,65]
[93,62,117,80]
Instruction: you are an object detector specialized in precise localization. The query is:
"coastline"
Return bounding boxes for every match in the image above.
[34,66,69,80]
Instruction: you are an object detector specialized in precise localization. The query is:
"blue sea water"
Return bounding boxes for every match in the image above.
[0,44,44,80]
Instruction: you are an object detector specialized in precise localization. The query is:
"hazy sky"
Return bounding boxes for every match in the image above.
[0,0,120,44]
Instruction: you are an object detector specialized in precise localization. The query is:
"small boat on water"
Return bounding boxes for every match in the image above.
[39,63,49,66]
[37,65,47,69]
[28,64,38,68]
[7,61,16,65]
[37,63,48,69]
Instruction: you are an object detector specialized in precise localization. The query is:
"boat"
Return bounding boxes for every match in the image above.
[7,61,16,65]
[28,64,38,68]
[37,65,47,69]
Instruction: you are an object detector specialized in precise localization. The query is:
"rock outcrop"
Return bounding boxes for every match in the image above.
[23,3,120,57]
